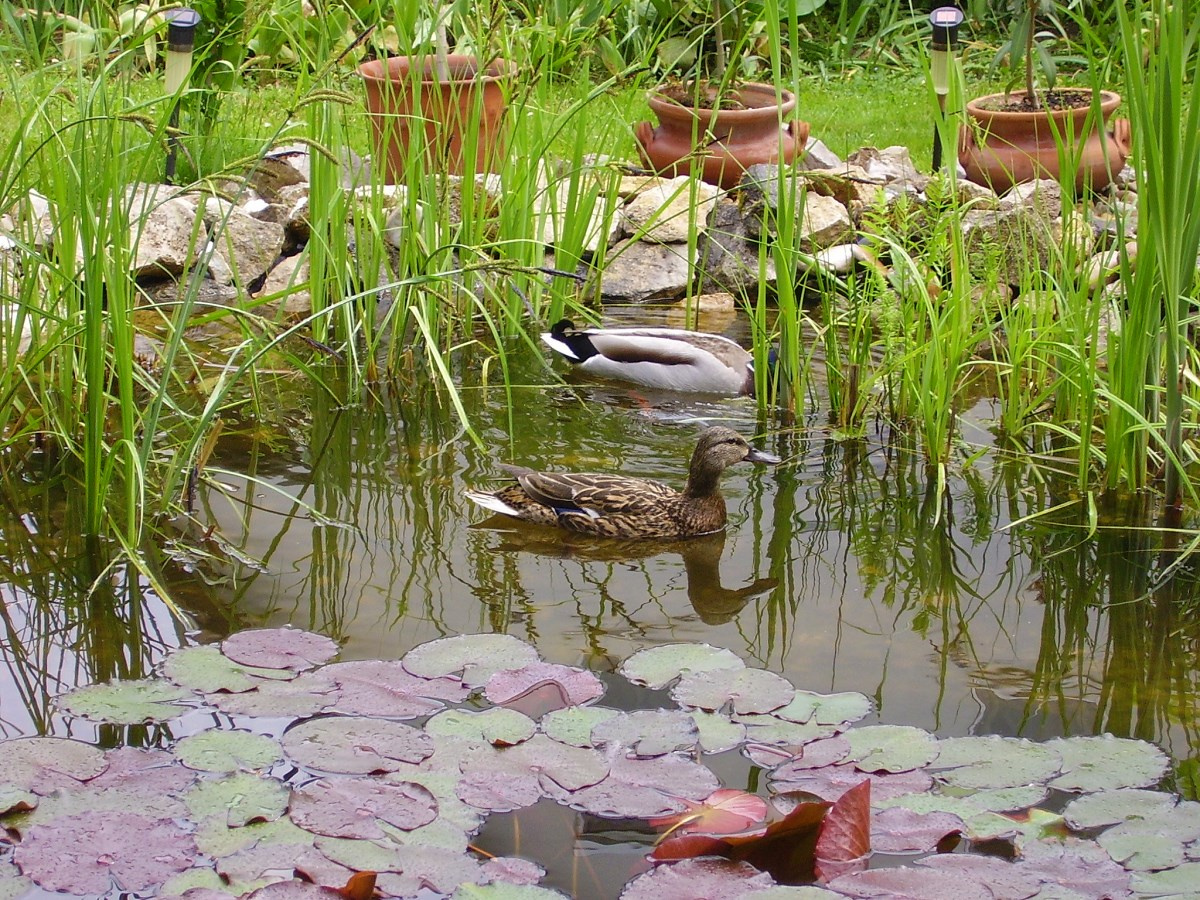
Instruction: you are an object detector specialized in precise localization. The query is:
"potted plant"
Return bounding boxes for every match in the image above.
[634,0,809,190]
[958,0,1131,193]
[357,1,515,184]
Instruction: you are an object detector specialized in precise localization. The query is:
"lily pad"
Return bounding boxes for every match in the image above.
[843,724,939,773]
[619,858,775,899]
[56,677,192,724]
[772,691,872,727]
[1046,735,1170,792]
[619,643,745,690]
[541,706,622,747]
[185,772,290,827]
[282,715,433,774]
[547,753,721,819]
[1131,862,1200,897]
[870,806,965,853]
[289,776,438,839]
[933,736,1063,790]
[0,737,108,793]
[478,734,608,793]
[1062,789,1178,830]
[161,645,289,694]
[176,730,283,773]
[735,715,837,748]
[89,746,196,795]
[0,785,36,816]
[402,633,540,688]
[485,662,605,714]
[453,885,567,900]
[208,669,339,718]
[771,762,933,804]
[221,627,339,672]
[672,667,795,715]
[828,866,992,900]
[455,769,543,813]
[591,709,700,757]
[769,736,853,773]
[690,710,747,754]
[426,707,536,747]
[13,812,195,894]
[324,659,468,718]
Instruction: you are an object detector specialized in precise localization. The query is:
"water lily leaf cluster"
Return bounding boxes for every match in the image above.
[0,628,1192,899]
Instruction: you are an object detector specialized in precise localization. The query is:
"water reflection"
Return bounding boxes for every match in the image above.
[1,340,1199,775]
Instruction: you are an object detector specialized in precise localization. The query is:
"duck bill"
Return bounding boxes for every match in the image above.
[746,447,781,465]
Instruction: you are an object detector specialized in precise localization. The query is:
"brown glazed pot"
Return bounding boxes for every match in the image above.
[959,90,1132,194]
[635,83,810,190]
[358,54,514,184]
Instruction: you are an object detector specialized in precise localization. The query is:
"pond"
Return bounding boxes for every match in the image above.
[2,307,1200,897]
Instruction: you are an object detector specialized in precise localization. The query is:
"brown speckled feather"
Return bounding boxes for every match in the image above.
[464,427,779,540]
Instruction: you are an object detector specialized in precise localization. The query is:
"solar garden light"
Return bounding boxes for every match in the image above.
[929,6,964,172]
[164,7,200,183]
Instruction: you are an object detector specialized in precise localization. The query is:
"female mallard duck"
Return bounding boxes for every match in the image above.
[542,319,757,396]
[464,426,778,539]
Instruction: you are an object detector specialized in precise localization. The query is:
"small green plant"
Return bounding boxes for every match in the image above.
[993,0,1066,107]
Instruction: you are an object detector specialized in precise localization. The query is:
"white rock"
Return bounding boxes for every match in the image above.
[620,176,719,244]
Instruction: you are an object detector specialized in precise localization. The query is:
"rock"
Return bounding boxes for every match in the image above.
[246,144,369,200]
[999,178,1062,220]
[203,197,286,288]
[133,333,163,375]
[799,193,853,251]
[800,165,883,214]
[1083,241,1136,291]
[619,175,719,244]
[137,277,239,311]
[126,183,206,278]
[962,201,1057,289]
[696,198,775,296]
[255,251,312,320]
[795,138,843,171]
[595,238,692,302]
[846,146,930,197]
[954,179,999,208]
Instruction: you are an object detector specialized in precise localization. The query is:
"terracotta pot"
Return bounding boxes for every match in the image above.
[959,90,1132,194]
[358,54,514,184]
[635,83,810,190]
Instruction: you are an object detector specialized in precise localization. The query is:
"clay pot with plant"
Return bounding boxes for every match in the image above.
[358,2,514,184]
[635,0,809,190]
[959,0,1130,193]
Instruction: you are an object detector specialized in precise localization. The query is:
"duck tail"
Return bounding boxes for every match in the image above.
[463,489,522,517]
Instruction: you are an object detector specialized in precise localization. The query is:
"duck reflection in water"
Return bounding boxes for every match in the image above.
[472,525,777,625]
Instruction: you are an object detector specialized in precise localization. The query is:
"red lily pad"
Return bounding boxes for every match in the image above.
[455,769,543,813]
[402,633,540,688]
[828,866,993,899]
[209,669,339,718]
[289,776,438,839]
[0,737,108,794]
[619,858,775,899]
[13,812,195,894]
[476,734,608,793]
[88,747,196,795]
[221,628,339,672]
[914,855,1042,900]
[282,715,433,774]
[485,662,605,715]
[323,659,468,718]
[870,807,965,853]
[771,762,933,803]
[650,788,770,837]
[814,780,872,874]
[767,735,853,773]
[672,667,795,715]
[547,753,721,819]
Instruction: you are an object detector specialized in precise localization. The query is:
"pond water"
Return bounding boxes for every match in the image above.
[2,308,1200,895]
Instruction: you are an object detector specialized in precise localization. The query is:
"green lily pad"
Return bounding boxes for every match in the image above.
[175,729,283,773]
[402,633,540,688]
[1098,821,1186,871]
[690,710,746,754]
[672,667,795,715]
[934,736,1062,790]
[195,816,314,859]
[56,677,192,724]
[541,706,622,748]
[619,643,745,690]
[735,714,836,747]
[426,707,536,747]
[185,772,290,827]
[452,885,569,899]
[0,860,33,900]
[591,709,699,757]
[282,715,433,774]
[161,645,289,694]
[844,725,939,773]
[0,784,36,816]
[772,691,872,727]
[1130,862,1200,897]
[1062,789,1178,830]
[1046,735,1170,792]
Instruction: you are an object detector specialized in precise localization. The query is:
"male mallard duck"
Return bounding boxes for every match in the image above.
[463,426,779,539]
[541,319,757,396]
